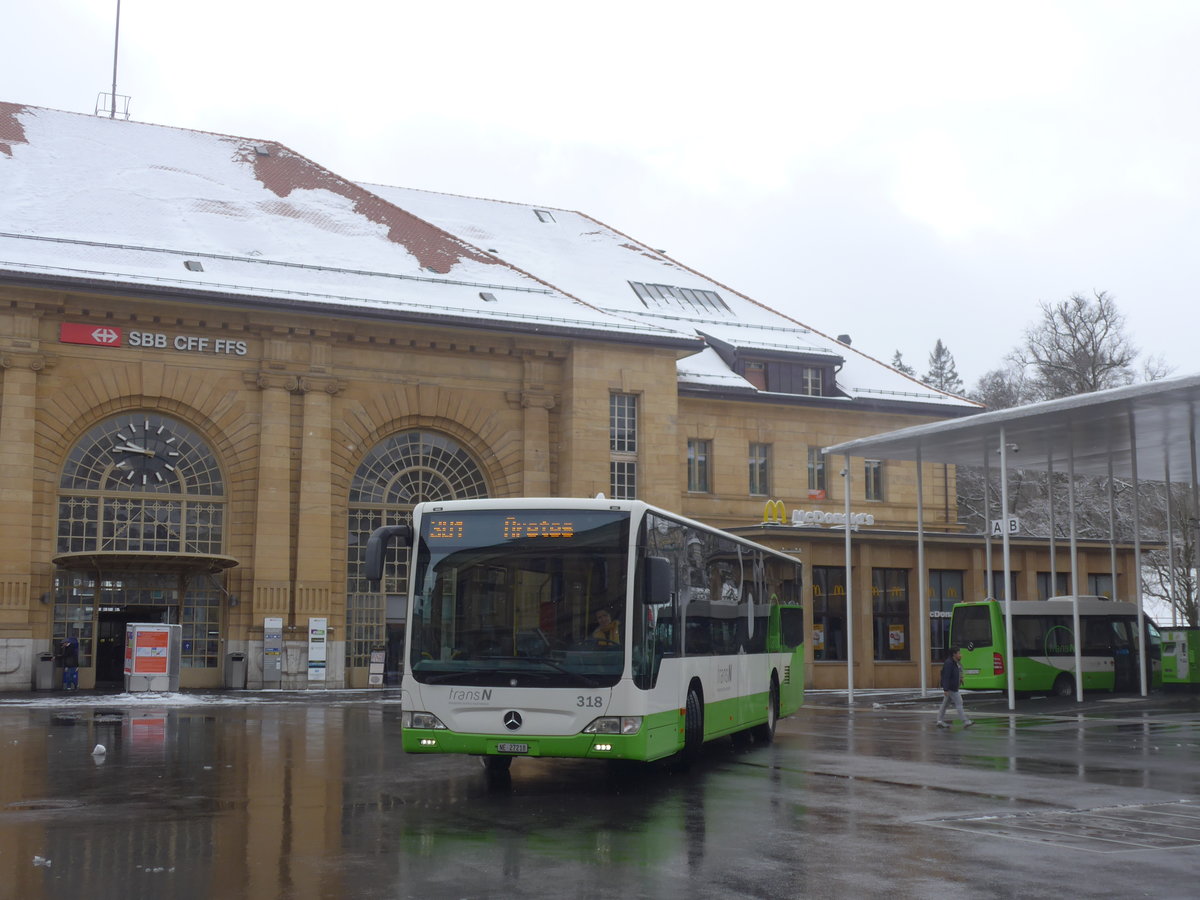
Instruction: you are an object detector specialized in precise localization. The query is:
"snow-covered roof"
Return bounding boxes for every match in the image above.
[364,184,979,411]
[0,102,686,344]
[0,101,977,411]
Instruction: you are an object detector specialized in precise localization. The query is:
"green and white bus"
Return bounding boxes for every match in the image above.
[949,596,1162,696]
[365,498,804,773]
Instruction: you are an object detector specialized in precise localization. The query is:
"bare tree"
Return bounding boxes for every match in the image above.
[1014,290,1137,400]
[970,362,1036,411]
[1140,484,1199,627]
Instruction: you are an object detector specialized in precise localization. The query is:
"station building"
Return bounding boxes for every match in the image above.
[0,101,1134,692]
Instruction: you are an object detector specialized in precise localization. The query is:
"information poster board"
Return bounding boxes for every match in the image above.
[368,648,386,686]
[263,616,284,683]
[308,617,327,681]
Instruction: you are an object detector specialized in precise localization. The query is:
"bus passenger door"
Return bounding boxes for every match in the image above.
[1111,620,1136,692]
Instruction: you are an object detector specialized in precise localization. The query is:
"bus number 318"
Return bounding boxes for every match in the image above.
[577,696,603,708]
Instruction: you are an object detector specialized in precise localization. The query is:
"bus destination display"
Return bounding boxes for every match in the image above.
[422,509,627,545]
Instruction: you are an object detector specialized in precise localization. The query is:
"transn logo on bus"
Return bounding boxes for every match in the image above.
[448,688,492,702]
[60,323,123,346]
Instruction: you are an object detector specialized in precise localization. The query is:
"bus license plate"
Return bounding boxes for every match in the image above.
[496,743,528,754]
[965,668,980,675]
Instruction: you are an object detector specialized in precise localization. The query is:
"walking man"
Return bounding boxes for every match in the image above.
[937,647,973,729]
[60,634,80,691]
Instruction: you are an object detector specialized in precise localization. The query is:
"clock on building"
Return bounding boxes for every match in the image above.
[109,417,185,487]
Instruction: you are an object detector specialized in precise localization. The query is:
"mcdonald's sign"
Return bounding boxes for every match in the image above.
[762,500,787,525]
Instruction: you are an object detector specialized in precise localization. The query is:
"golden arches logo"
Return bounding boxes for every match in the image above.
[762,500,787,525]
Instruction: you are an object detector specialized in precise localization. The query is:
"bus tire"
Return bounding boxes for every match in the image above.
[752,676,780,744]
[670,685,704,772]
[684,686,704,755]
[482,755,512,775]
[1052,673,1075,697]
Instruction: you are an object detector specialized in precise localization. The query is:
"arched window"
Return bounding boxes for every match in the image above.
[345,431,489,669]
[55,412,227,671]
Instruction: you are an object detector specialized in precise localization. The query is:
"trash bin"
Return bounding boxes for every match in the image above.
[34,651,56,691]
[224,651,247,690]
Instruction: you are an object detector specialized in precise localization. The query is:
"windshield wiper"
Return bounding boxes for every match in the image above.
[422,670,491,685]
[524,657,599,687]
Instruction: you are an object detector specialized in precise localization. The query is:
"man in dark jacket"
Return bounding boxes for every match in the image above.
[937,647,973,728]
[60,636,80,691]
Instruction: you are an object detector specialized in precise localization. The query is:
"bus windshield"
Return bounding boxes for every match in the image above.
[408,508,630,688]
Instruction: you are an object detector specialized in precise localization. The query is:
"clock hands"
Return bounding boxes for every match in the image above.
[113,443,156,457]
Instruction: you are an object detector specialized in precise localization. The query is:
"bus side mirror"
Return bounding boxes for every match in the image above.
[640,555,672,604]
[365,524,413,588]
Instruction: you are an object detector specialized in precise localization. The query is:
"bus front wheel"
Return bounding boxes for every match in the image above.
[1052,673,1075,698]
[670,686,704,771]
[482,755,512,775]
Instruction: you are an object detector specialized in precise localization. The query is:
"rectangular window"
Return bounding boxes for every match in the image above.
[929,570,964,661]
[872,568,910,661]
[1087,573,1114,599]
[864,459,884,501]
[991,571,1019,603]
[610,393,638,499]
[800,366,824,396]
[807,447,827,499]
[748,443,771,497]
[1036,571,1070,600]
[610,461,637,500]
[534,209,556,223]
[811,565,847,661]
[687,439,711,493]
[743,361,767,390]
[610,393,637,453]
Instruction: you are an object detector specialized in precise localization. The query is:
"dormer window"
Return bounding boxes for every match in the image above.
[735,358,833,396]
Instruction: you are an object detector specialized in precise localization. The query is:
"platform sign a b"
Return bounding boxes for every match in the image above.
[990,516,1020,537]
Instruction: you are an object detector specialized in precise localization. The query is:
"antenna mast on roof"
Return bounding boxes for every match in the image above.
[95,0,131,120]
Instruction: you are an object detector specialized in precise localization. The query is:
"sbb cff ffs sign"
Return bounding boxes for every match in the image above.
[59,323,249,356]
[60,323,122,346]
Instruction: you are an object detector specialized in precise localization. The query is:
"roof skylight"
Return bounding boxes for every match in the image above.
[629,281,731,316]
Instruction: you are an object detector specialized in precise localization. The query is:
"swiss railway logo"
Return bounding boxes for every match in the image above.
[60,323,123,347]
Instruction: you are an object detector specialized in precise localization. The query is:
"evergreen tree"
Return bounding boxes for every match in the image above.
[890,350,916,377]
[922,339,964,394]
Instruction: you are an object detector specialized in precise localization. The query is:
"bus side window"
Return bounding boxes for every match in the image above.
[778,607,804,651]
[1083,617,1115,655]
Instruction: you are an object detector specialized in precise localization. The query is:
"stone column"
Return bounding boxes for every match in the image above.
[509,355,556,496]
[248,373,296,619]
[0,354,45,615]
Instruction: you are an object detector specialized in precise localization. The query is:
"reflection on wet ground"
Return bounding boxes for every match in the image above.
[0,690,1197,899]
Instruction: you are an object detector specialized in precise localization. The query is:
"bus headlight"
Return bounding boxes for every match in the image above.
[583,716,642,735]
[402,710,448,730]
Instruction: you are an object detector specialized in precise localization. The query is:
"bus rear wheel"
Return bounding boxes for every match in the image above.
[752,678,779,744]
[1052,673,1075,697]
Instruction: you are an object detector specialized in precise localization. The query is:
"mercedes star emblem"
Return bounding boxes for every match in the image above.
[503,711,523,731]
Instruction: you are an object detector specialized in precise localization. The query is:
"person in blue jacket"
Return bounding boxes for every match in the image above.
[937,647,973,728]
[60,635,80,691]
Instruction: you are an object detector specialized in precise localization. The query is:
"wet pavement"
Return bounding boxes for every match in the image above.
[1,687,1197,899]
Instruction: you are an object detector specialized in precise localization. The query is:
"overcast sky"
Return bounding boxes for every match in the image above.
[5,0,1198,387]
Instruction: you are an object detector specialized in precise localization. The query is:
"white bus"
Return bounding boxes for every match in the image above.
[366,498,804,773]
